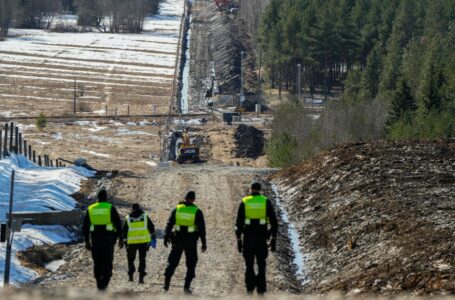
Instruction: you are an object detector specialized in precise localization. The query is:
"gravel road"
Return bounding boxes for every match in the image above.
[39,164,297,296]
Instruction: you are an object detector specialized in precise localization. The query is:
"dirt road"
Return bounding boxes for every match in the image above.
[40,164,296,296]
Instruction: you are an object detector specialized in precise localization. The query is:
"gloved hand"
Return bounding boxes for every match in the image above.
[164,235,170,248]
[269,238,276,252]
[85,242,92,251]
[119,239,124,249]
[201,244,207,253]
[237,238,243,253]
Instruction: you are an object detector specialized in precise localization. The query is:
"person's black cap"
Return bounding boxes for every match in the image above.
[185,191,196,201]
[251,182,262,191]
[98,189,107,201]
[132,203,140,211]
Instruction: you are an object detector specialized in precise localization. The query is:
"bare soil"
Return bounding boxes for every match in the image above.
[271,140,455,295]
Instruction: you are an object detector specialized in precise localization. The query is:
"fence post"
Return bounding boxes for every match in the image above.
[14,127,18,154]
[105,105,108,117]
[50,160,54,167]
[9,122,13,152]
[18,133,22,155]
[24,140,27,158]
[4,170,16,287]
[56,159,59,167]
[38,155,42,166]
[0,130,2,159]
[28,145,32,160]
[33,151,36,163]
[3,123,8,154]
[127,105,130,116]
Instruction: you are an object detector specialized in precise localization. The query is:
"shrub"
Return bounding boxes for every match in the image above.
[36,112,48,130]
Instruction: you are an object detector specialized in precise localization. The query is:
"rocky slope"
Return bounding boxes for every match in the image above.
[271,140,455,295]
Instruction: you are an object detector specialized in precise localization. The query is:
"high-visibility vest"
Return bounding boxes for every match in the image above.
[88,202,114,232]
[126,213,152,245]
[175,204,198,233]
[243,195,268,225]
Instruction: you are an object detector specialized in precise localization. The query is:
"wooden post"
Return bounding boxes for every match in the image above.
[38,155,42,166]
[3,123,8,154]
[9,122,13,152]
[3,170,15,287]
[105,105,108,117]
[50,160,54,167]
[33,151,36,163]
[127,105,130,116]
[24,140,27,157]
[14,127,18,154]
[0,130,2,159]
[18,133,22,155]
[115,108,117,120]
[28,145,32,160]
[56,159,59,167]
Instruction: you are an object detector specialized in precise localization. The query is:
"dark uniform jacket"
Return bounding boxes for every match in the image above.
[235,192,278,240]
[165,201,207,247]
[83,201,123,245]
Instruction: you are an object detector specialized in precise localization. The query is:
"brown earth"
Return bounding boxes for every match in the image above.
[271,140,455,295]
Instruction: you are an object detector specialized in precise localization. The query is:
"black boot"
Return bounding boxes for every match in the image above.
[184,287,192,295]
[139,273,146,284]
[128,273,134,282]
[163,276,171,291]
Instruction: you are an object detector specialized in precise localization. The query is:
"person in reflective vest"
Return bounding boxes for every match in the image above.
[122,203,155,284]
[163,191,207,294]
[83,189,123,290]
[235,182,278,295]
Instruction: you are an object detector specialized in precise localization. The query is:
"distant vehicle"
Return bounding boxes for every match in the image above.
[175,129,200,164]
[214,0,236,11]
[223,112,241,125]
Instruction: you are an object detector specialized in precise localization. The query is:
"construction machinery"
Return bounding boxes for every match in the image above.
[175,129,200,164]
[214,0,236,11]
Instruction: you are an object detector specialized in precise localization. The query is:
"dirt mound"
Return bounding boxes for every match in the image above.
[234,124,264,159]
[271,140,455,295]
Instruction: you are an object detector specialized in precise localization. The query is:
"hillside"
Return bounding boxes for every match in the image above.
[271,140,455,295]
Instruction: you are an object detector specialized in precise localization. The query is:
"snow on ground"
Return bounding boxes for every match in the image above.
[81,150,110,158]
[0,0,185,112]
[272,184,309,286]
[0,155,94,287]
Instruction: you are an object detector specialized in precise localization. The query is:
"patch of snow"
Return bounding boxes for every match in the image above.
[51,132,63,140]
[44,259,65,272]
[116,127,156,136]
[81,150,110,158]
[271,184,309,286]
[0,154,94,287]
[144,161,158,167]
[173,118,204,126]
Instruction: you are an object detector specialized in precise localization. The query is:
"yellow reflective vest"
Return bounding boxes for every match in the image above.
[126,213,152,245]
[88,202,114,232]
[243,195,268,225]
[175,204,199,233]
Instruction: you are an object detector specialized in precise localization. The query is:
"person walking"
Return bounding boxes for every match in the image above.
[83,189,123,290]
[163,191,207,294]
[235,182,278,295]
[123,203,156,284]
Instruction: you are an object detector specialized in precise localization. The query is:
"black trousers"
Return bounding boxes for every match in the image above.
[243,237,268,293]
[91,241,115,290]
[127,243,148,276]
[164,240,198,288]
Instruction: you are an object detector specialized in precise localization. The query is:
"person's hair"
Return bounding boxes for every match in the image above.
[132,203,140,211]
[185,191,196,201]
[251,182,262,191]
[98,189,107,201]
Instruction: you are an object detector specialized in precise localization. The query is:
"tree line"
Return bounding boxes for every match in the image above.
[261,0,455,167]
[0,0,162,37]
